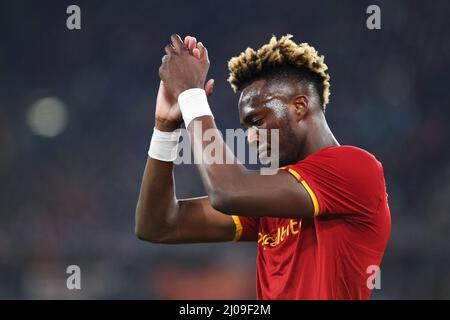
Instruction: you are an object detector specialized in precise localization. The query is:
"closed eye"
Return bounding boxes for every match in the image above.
[242,110,265,128]
[253,118,264,127]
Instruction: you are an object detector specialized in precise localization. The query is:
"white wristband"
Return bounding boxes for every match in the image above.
[178,88,214,128]
[148,127,181,162]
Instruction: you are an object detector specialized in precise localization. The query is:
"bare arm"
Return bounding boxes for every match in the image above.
[188,117,315,218]
[135,152,236,244]
[135,62,237,244]
[158,35,316,219]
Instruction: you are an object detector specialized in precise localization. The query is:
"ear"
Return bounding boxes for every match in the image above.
[292,95,309,121]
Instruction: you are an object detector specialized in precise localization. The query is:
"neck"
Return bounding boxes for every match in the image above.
[298,112,340,161]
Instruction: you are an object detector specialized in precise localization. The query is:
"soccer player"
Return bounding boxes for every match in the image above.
[135,34,391,299]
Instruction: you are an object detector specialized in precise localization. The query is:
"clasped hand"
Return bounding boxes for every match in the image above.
[159,34,214,100]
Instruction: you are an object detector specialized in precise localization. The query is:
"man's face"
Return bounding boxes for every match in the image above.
[238,79,304,167]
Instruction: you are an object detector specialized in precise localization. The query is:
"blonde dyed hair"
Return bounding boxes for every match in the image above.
[227,34,331,109]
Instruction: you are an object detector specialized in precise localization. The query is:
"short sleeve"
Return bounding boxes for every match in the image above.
[281,146,385,219]
[231,215,259,241]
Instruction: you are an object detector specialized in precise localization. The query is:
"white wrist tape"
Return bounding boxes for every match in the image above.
[148,127,181,162]
[178,88,214,128]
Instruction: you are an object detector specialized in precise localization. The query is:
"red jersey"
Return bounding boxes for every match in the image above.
[232,145,391,300]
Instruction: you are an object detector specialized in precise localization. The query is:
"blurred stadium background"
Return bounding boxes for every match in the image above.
[0,0,449,299]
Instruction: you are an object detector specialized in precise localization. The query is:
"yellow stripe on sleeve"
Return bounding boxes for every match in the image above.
[286,168,320,217]
[287,168,301,181]
[231,215,243,241]
[300,180,320,217]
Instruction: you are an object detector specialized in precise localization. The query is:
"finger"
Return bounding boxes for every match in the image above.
[205,79,215,97]
[184,36,193,50]
[188,36,197,52]
[164,44,175,55]
[170,34,184,51]
[192,48,201,59]
[197,42,209,62]
[161,55,169,63]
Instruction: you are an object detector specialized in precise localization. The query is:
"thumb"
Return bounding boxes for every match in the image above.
[205,79,214,97]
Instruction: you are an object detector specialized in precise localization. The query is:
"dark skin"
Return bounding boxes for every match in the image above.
[135,34,339,243]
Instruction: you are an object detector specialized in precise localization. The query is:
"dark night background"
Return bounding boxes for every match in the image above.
[0,0,449,298]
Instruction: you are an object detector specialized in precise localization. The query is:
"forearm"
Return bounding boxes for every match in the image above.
[135,121,180,241]
[135,158,179,239]
[135,120,239,244]
[188,116,249,210]
[186,116,311,218]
